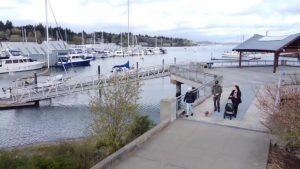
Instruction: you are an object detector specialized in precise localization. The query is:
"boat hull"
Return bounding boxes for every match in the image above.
[56,60,91,69]
[0,62,45,74]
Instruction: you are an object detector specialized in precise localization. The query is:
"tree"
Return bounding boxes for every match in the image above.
[0,21,5,31]
[89,73,142,151]
[5,20,13,30]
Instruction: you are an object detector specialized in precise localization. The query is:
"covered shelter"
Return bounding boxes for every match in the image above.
[233,33,300,73]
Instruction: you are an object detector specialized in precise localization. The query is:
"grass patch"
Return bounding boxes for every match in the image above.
[0,115,155,169]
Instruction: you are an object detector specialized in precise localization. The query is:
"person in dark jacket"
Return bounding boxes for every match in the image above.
[212,80,222,112]
[229,84,242,116]
[184,87,195,117]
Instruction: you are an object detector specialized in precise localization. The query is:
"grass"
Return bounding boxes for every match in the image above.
[0,137,103,169]
[0,115,155,169]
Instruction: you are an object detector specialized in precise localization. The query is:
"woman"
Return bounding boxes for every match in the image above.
[229,84,242,117]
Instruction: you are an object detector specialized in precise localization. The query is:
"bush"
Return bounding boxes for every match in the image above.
[128,115,155,141]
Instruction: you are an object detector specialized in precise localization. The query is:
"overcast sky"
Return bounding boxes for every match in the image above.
[1,0,299,42]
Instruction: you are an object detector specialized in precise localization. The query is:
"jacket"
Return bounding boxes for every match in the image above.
[230,89,242,103]
[184,91,195,103]
[212,84,222,97]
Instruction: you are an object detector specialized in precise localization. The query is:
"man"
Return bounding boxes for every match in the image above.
[184,87,195,117]
[212,80,222,112]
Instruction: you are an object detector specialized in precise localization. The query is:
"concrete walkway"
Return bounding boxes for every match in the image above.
[109,66,300,169]
[188,66,300,131]
[111,119,269,169]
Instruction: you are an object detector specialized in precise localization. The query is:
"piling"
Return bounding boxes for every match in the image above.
[34,73,39,106]
[97,65,101,97]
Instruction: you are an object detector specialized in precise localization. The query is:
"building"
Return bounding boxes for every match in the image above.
[0,40,68,66]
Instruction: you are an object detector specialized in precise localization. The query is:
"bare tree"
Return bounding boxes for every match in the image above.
[89,73,142,151]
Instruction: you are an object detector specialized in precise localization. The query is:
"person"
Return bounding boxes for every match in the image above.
[184,87,195,117]
[212,80,222,112]
[229,84,242,117]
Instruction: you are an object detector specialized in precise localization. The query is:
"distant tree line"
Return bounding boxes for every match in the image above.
[0,20,194,46]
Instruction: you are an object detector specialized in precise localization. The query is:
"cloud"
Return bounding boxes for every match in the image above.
[0,0,299,42]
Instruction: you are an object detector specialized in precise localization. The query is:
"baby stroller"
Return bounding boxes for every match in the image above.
[224,98,236,120]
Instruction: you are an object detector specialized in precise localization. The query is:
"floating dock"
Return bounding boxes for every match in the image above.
[0,99,37,110]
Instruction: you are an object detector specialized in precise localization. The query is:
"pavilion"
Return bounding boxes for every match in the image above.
[233,33,300,73]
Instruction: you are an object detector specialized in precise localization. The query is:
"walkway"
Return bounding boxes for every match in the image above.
[98,66,300,169]
[189,66,300,131]
[111,119,269,169]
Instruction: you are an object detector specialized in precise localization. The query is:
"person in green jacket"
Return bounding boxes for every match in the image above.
[212,80,222,112]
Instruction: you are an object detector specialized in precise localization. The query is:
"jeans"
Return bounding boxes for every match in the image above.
[186,103,193,115]
[213,96,220,111]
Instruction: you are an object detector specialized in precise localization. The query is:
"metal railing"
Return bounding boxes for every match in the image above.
[208,59,300,68]
[7,65,171,103]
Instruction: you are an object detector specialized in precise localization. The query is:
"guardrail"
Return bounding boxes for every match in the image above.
[207,59,300,68]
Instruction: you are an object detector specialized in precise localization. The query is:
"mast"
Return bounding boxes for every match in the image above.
[121,32,123,51]
[24,28,27,43]
[65,28,67,43]
[81,30,84,45]
[34,26,37,43]
[45,0,50,68]
[127,0,130,48]
[93,32,96,45]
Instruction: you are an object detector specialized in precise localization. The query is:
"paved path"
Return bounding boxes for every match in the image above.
[111,119,269,169]
[188,66,300,131]
[109,66,300,169]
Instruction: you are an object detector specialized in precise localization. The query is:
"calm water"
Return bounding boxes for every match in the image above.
[0,45,235,148]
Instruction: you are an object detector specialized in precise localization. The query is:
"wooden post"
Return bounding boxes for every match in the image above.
[273,52,279,73]
[239,51,242,68]
[34,73,39,106]
[97,65,101,97]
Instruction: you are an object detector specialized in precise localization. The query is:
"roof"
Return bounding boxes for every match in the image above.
[1,41,68,56]
[233,33,300,52]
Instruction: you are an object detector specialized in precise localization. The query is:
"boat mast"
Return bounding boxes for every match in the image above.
[45,0,50,69]
[121,32,123,51]
[82,30,84,45]
[127,0,130,48]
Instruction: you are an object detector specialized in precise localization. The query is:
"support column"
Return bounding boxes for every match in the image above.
[239,51,242,68]
[160,97,176,122]
[273,52,279,73]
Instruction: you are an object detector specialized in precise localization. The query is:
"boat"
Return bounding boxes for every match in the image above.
[56,53,92,69]
[222,51,240,58]
[0,50,45,74]
[111,61,131,72]
[114,50,128,57]
[69,48,96,60]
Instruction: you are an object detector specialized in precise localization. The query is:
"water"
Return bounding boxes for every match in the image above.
[0,45,235,148]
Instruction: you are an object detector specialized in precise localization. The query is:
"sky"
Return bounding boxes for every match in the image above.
[0,0,300,42]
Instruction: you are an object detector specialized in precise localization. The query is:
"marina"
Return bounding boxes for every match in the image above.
[0,45,233,148]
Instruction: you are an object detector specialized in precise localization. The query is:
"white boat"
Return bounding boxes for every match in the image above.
[222,51,240,58]
[69,48,96,60]
[0,50,45,74]
[114,50,128,57]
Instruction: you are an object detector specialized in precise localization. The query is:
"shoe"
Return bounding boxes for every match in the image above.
[185,115,189,118]
[218,109,220,112]
[214,108,217,111]
[191,113,193,116]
